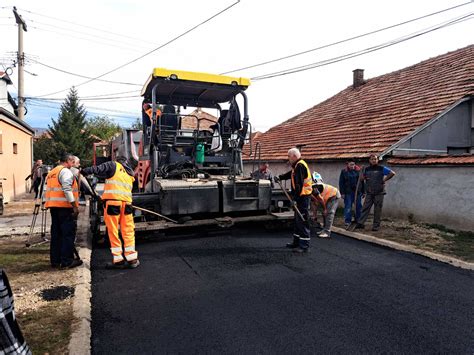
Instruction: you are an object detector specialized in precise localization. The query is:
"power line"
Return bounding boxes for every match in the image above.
[35,0,240,98]
[29,25,148,53]
[221,1,473,75]
[26,20,152,52]
[28,95,140,102]
[29,58,142,86]
[16,7,148,44]
[251,12,473,81]
[27,98,139,115]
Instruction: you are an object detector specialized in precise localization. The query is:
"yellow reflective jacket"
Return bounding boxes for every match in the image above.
[101,162,134,203]
[291,159,312,196]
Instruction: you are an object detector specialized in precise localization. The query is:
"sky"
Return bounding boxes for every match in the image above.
[1,0,473,132]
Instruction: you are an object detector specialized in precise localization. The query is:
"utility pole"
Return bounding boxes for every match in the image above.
[12,6,27,120]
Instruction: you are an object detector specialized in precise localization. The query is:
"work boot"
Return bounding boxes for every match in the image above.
[318,232,330,238]
[62,259,83,269]
[355,223,365,230]
[286,242,298,249]
[105,260,128,270]
[372,226,380,231]
[127,259,140,269]
[292,247,310,254]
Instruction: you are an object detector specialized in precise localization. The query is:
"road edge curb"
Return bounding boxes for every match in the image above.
[332,226,474,271]
[68,246,92,355]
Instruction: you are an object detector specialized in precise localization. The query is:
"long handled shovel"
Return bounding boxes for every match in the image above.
[131,205,181,224]
[276,180,306,222]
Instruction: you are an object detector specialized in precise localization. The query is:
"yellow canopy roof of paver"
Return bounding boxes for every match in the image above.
[141,68,250,108]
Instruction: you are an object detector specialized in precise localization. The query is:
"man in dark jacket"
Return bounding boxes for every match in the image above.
[339,160,363,226]
[356,154,395,231]
[275,148,313,253]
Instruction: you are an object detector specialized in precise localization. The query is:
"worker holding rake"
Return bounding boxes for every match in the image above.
[82,157,139,269]
[274,148,313,253]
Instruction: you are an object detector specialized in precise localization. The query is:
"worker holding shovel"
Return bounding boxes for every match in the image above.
[81,157,140,269]
[274,148,313,253]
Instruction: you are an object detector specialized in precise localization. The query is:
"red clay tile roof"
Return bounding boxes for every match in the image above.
[250,45,474,161]
[181,109,217,130]
[388,155,474,165]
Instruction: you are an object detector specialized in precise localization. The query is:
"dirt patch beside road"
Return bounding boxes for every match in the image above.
[0,235,76,353]
[0,196,84,354]
[332,215,474,262]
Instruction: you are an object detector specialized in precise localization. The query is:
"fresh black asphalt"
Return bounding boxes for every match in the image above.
[91,225,474,354]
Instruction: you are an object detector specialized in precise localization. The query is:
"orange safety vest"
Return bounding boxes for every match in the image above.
[291,159,313,196]
[145,107,161,123]
[44,165,79,208]
[101,162,134,203]
[319,183,339,203]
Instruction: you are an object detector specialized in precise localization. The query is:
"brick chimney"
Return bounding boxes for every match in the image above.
[353,69,365,88]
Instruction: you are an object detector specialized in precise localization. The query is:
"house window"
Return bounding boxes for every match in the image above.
[13,143,18,154]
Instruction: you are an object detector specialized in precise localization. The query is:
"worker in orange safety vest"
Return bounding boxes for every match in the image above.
[310,172,341,239]
[81,157,139,269]
[44,153,83,269]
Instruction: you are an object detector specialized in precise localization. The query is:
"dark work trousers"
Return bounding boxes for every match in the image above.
[343,192,362,224]
[357,194,385,228]
[49,208,76,267]
[293,195,311,249]
[32,179,41,198]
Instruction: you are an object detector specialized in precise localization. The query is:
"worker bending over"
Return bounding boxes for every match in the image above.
[274,148,313,253]
[310,172,341,238]
[82,157,139,269]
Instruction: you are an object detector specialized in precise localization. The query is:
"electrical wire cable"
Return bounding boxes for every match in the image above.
[28,59,142,86]
[26,98,139,115]
[15,7,150,44]
[220,1,473,75]
[27,95,140,101]
[28,25,147,53]
[23,18,152,51]
[250,12,473,81]
[34,1,240,98]
[27,23,151,53]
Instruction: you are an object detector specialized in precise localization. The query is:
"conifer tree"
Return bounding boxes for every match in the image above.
[47,87,94,164]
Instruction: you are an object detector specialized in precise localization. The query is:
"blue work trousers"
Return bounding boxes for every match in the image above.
[49,207,76,267]
[344,192,362,224]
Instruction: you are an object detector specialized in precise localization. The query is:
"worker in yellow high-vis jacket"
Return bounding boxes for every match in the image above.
[274,148,313,253]
[82,157,139,269]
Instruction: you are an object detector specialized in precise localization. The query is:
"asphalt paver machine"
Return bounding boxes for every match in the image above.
[90,68,275,239]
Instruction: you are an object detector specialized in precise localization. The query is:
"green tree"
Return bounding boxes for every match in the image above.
[48,87,94,165]
[33,135,67,165]
[86,115,122,141]
[130,116,143,130]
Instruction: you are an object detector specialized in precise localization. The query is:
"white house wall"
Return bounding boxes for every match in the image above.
[383,165,474,232]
